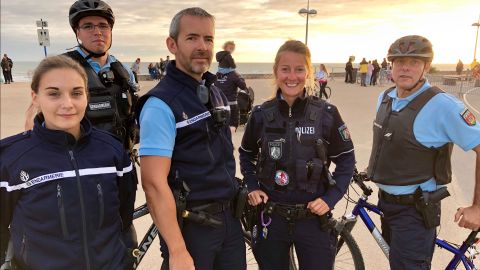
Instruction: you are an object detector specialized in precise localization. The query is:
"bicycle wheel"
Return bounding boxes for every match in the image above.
[336,229,365,270]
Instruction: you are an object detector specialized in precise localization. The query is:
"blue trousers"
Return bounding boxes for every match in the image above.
[160,209,246,270]
[378,197,437,270]
[252,212,337,270]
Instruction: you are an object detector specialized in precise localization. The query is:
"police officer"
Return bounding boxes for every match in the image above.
[135,8,246,270]
[0,55,136,270]
[239,40,355,270]
[64,0,138,151]
[367,35,480,270]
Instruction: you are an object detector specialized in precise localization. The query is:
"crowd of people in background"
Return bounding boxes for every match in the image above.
[345,56,389,86]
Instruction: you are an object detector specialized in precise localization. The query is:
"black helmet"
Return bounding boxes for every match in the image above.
[387,35,433,62]
[69,0,115,32]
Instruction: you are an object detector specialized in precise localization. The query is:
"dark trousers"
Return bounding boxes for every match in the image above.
[229,104,239,128]
[132,71,138,83]
[378,197,437,270]
[319,81,328,99]
[3,70,12,83]
[345,70,353,83]
[160,209,246,270]
[252,212,337,270]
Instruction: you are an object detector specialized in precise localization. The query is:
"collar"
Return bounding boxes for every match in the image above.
[388,80,432,102]
[75,47,115,73]
[33,114,92,147]
[166,60,218,90]
[275,89,308,118]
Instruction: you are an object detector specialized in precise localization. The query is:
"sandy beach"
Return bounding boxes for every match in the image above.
[1,78,479,269]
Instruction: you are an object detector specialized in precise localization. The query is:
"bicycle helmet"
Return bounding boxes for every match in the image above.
[69,0,115,32]
[387,35,433,62]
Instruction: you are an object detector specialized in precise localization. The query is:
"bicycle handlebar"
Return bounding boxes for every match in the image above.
[352,168,373,196]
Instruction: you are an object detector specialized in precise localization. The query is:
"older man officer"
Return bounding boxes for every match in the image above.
[367,35,480,270]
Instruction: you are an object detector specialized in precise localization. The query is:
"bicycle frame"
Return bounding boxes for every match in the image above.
[341,175,479,270]
[132,204,159,269]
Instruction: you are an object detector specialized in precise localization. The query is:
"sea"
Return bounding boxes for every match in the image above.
[3,61,458,82]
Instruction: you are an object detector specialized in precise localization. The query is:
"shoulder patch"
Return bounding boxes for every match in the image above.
[338,124,351,141]
[461,108,477,126]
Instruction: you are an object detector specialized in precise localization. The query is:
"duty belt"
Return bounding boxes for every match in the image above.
[379,190,416,205]
[270,203,316,220]
[187,200,232,214]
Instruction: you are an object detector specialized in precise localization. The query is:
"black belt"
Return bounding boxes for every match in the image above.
[271,203,316,220]
[187,200,232,214]
[379,190,416,205]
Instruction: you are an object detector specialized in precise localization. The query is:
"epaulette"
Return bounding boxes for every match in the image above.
[252,105,262,112]
[0,130,32,149]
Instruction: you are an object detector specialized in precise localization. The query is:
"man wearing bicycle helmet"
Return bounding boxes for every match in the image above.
[66,0,139,151]
[367,35,480,270]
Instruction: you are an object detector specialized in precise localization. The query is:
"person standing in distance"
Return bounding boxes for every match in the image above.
[135,7,246,270]
[367,35,480,270]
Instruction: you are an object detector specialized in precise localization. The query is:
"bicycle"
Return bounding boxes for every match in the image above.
[334,168,480,270]
[132,194,363,269]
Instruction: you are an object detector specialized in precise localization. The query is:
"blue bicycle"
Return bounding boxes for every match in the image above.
[334,169,480,269]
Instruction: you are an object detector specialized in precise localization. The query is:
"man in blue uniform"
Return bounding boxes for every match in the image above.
[135,7,245,270]
[66,0,138,151]
[367,35,480,270]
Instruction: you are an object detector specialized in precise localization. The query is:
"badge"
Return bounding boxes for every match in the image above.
[338,124,351,141]
[268,141,282,160]
[19,170,29,182]
[274,170,290,186]
[461,108,477,126]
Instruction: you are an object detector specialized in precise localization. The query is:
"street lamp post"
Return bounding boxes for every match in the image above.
[298,0,317,45]
[472,15,480,61]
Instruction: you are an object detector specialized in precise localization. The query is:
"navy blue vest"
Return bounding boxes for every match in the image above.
[136,61,237,201]
[257,95,331,193]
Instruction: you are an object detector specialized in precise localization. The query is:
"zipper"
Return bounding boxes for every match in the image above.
[57,184,69,238]
[97,183,104,229]
[205,123,215,160]
[69,150,91,270]
[289,107,292,118]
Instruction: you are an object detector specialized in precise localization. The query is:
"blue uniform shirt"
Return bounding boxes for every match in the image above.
[376,81,480,195]
[139,97,176,157]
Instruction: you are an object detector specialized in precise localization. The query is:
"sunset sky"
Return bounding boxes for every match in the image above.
[1,0,479,64]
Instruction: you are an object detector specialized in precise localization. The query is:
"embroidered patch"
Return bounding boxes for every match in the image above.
[19,170,29,182]
[268,141,282,160]
[338,124,351,141]
[461,108,477,126]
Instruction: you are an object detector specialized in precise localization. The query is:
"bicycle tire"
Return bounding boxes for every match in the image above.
[336,229,365,270]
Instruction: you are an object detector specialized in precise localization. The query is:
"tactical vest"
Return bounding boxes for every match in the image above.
[64,51,137,149]
[256,97,330,193]
[135,63,237,201]
[367,87,453,185]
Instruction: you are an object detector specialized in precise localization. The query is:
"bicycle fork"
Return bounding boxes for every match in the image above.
[338,196,391,259]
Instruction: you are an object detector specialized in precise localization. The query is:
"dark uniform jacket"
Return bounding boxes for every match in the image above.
[239,91,355,208]
[0,116,136,270]
[215,71,247,103]
[135,61,238,202]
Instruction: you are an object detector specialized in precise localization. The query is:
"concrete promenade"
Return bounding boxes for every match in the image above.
[1,78,479,269]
